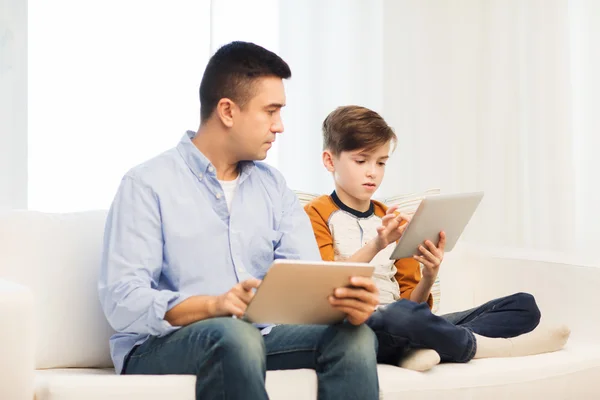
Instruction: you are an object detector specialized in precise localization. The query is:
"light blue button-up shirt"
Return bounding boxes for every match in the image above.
[98,131,321,374]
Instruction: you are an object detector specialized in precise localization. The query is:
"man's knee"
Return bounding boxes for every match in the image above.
[327,323,378,364]
[187,318,265,362]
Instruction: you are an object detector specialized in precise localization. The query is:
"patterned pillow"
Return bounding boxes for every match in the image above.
[296,188,442,314]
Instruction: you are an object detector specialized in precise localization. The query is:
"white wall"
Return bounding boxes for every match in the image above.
[0,0,27,210]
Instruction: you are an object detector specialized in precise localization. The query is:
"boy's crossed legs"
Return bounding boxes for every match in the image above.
[367,292,570,371]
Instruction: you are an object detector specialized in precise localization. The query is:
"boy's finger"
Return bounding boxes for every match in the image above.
[419,244,437,261]
[396,213,412,223]
[381,214,397,225]
[439,231,447,251]
[414,255,435,268]
[397,223,409,235]
[386,205,399,214]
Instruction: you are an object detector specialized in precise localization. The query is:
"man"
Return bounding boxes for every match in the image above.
[98,41,380,400]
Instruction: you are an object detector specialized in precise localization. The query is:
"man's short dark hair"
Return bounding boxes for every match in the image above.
[199,41,291,122]
[322,106,397,156]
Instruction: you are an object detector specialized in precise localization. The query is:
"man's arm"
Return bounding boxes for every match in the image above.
[274,188,323,261]
[98,176,260,332]
[98,176,184,336]
[165,279,261,326]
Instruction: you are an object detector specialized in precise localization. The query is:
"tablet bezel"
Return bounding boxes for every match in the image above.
[389,191,484,260]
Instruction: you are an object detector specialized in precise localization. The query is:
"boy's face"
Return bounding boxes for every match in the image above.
[324,141,391,207]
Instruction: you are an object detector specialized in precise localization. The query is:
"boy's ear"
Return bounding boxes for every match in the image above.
[322,150,335,173]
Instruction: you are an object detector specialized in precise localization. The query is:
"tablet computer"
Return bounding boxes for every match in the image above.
[389,191,484,260]
[243,260,374,325]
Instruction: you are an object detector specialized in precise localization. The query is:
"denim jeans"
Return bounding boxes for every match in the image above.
[367,292,541,364]
[123,317,379,400]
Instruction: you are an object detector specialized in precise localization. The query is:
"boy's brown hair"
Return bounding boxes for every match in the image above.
[322,105,397,155]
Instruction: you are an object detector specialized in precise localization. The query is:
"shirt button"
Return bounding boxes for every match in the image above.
[197,173,203,180]
[239,267,246,273]
[216,193,222,199]
[208,166,214,173]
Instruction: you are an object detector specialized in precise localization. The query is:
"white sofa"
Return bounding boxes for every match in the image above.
[1,209,600,400]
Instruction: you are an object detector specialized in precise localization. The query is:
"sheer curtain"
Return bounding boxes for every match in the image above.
[277,0,600,258]
[378,0,600,255]
[0,0,27,210]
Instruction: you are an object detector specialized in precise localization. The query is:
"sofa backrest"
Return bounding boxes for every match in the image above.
[0,210,114,369]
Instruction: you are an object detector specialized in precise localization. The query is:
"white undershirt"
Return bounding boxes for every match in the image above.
[218,176,239,212]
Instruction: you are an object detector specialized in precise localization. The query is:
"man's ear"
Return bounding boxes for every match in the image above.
[322,150,336,173]
[215,98,236,128]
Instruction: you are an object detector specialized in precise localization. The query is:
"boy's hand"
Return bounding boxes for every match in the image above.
[329,276,379,325]
[414,231,446,281]
[375,205,412,251]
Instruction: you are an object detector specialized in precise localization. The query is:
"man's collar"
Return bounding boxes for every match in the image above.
[176,130,255,181]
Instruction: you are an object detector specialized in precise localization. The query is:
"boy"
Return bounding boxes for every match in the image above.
[305,105,570,371]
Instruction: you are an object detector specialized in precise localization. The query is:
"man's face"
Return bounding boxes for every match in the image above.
[230,76,285,161]
[329,141,391,204]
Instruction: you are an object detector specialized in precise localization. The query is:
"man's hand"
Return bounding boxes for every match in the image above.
[374,206,412,251]
[210,278,261,318]
[329,276,379,325]
[414,231,446,281]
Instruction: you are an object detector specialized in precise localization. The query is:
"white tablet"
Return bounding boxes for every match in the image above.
[243,260,374,325]
[389,191,484,260]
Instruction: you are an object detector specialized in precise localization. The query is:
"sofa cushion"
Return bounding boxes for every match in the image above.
[34,343,600,400]
[35,369,195,400]
[35,368,318,400]
[0,210,114,369]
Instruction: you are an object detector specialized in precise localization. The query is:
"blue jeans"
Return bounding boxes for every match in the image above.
[123,317,379,400]
[367,292,541,364]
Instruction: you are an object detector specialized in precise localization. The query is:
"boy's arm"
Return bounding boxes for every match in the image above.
[304,202,411,264]
[395,258,434,307]
[304,202,385,262]
[304,203,336,261]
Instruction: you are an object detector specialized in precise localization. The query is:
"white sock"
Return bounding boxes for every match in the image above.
[398,349,441,372]
[473,324,571,359]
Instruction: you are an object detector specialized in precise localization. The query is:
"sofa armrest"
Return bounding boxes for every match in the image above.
[464,246,600,342]
[435,242,482,314]
[0,279,35,400]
